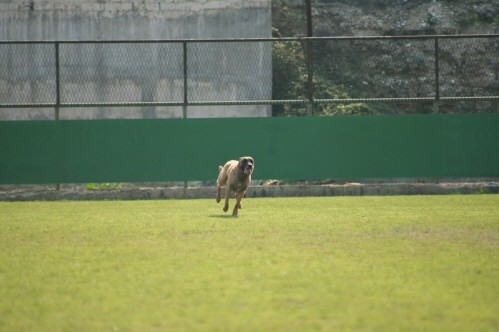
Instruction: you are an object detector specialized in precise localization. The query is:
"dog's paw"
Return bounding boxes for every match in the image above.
[223,204,229,212]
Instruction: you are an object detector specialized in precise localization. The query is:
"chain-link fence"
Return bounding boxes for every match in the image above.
[0,35,497,119]
[273,34,498,116]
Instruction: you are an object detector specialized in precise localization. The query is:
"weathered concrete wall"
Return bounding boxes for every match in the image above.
[0,0,272,119]
[1,0,271,40]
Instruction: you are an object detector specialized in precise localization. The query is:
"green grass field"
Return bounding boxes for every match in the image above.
[0,195,498,332]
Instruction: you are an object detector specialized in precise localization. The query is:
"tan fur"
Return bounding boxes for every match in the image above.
[216,156,254,216]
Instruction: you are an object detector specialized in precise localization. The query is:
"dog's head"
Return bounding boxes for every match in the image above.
[239,156,254,176]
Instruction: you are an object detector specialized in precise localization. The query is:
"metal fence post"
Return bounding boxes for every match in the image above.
[55,41,61,190]
[306,0,314,115]
[183,41,188,193]
[183,41,188,119]
[55,41,60,120]
[433,37,440,114]
[306,39,314,116]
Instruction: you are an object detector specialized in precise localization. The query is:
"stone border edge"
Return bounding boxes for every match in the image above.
[1,182,498,201]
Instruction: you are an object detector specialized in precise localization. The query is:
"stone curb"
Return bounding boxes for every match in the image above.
[1,183,498,201]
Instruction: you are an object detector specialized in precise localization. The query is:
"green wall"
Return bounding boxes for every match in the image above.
[1,114,498,184]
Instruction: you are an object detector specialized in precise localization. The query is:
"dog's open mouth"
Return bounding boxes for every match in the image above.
[244,166,253,175]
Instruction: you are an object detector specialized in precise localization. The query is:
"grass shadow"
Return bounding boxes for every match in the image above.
[208,214,238,219]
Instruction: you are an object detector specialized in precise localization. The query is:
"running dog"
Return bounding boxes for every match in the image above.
[216,157,254,216]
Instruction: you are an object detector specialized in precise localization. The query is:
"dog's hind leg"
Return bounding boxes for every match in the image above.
[223,187,230,212]
[216,165,226,203]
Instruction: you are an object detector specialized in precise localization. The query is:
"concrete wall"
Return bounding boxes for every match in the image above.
[0,0,272,119]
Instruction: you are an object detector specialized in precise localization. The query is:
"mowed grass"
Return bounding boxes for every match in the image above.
[0,196,498,332]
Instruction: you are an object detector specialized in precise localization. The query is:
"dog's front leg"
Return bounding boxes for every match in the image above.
[223,187,230,212]
[216,184,222,203]
[232,191,244,216]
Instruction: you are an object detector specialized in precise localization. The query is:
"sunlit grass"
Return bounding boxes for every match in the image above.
[0,196,498,331]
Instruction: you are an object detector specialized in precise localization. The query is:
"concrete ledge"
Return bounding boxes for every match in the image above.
[1,182,498,201]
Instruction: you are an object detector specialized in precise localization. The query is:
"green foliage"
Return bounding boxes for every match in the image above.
[312,76,372,116]
[425,12,438,28]
[457,9,480,29]
[85,183,124,190]
[271,40,305,108]
[1,196,498,331]
[473,187,490,195]
[272,40,372,116]
[270,39,309,116]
